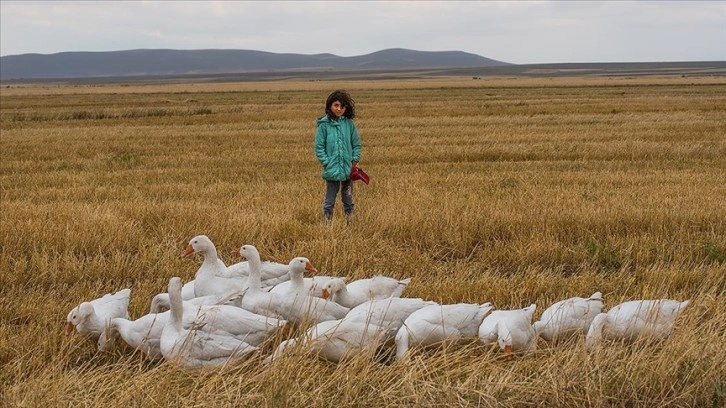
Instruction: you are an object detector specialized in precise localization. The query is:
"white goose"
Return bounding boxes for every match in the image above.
[159,277,258,368]
[585,299,690,349]
[184,235,291,290]
[99,311,177,361]
[65,288,131,338]
[532,292,603,342]
[479,304,538,356]
[321,276,412,308]
[343,297,438,333]
[283,256,350,325]
[267,318,395,363]
[395,302,493,361]
[183,235,248,297]
[231,245,299,320]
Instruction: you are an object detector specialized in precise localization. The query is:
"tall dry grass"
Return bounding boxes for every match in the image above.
[1,76,725,407]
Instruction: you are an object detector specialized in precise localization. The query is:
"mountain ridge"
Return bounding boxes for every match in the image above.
[0,48,509,80]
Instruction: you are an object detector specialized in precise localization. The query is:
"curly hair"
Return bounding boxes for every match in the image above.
[325,90,356,120]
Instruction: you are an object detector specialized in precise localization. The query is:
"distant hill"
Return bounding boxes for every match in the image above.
[0,48,509,80]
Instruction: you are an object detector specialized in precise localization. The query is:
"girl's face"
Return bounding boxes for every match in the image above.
[330,100,346,118]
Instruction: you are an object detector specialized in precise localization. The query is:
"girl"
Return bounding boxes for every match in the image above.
[314,90,362,222]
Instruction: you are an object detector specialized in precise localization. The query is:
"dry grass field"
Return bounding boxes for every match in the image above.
[1,75,725,407]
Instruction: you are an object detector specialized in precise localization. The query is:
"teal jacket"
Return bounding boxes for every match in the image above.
[314,115,362,181]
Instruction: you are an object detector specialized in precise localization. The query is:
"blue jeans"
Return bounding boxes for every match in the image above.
[323,180,354,219]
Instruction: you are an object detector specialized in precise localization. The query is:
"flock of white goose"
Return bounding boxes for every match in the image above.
[65,235,691,368]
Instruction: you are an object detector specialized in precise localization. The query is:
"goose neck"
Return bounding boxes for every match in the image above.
[290,270,304,290]
[247,254,263,291]
[168,283,184,328]
[200,249,221,271]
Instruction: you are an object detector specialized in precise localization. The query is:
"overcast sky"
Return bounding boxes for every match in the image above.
[1,1,724,64]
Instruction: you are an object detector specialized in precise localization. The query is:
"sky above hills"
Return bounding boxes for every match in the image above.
[1,1,724,64]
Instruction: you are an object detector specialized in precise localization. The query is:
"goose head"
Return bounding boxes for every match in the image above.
[232,244,259,260]
[65,302,94,336]
[288,257,318,276]
[498,328,514,357]
[182,235,215,258]
[496,325,511,349]
[168,276,183,295]
[589,291,603,301]
[321,278,347,300]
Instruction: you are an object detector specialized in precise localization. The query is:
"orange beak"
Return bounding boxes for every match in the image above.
[305,261,318,274]
[321,289,330,300]
[65,321,75,336]
[503,344,513,359]
[181,244,194,258]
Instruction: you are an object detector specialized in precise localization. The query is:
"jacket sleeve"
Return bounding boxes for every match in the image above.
[314,125,329,166]
[350,122,362,162]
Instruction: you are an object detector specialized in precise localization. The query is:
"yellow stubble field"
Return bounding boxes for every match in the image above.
[1,75,725,407]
